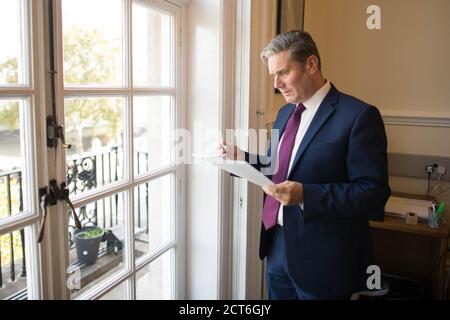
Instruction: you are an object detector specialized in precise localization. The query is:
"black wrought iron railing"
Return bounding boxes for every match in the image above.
[0,146,150,291]
[0,168,26,289]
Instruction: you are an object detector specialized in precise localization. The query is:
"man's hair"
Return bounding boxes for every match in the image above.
[260,30,321,70]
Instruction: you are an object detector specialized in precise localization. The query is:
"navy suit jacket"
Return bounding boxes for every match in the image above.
[246,84,390,296]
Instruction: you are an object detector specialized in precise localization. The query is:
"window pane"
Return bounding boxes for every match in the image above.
[99,280,128,300]
[136,249,173,300]
[62,0,124,86]
[69,192,126,299]
[133,3,173,87]
[0,99,25,220]
[0,0,27,86]
[65,97,124,196]
[134,175,173,260]
[134,96,172,176]
[0,228,30,300]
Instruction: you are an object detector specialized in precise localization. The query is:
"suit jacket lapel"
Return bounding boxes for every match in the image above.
[288,85,339,178]
[275,104,296,139]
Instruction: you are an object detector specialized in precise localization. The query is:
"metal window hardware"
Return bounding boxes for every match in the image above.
[46,115,57,148]
[46,115,72,149]
[37,180,81,243]
[56,124,71,149]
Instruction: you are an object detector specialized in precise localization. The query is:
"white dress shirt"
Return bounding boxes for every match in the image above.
[276,80,331,226]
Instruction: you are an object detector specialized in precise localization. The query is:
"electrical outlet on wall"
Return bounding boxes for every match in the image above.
[388,153,450,181]
[437,165,447,175]
[426,164,438,174]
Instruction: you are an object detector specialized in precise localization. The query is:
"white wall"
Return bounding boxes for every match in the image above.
[302,0,450,220]
[185,0,221,299]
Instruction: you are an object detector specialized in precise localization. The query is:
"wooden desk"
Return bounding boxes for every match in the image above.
[370,195,449,299]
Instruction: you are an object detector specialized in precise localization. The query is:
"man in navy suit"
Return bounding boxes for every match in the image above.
[219,30,390,299]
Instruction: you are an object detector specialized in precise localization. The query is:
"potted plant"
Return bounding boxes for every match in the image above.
[73,226,105,265]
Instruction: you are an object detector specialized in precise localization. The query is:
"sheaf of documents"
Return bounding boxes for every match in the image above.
[194,155,273,187]
[385,196,432,220]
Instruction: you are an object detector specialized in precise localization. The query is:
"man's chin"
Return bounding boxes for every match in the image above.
[283,96,296,104]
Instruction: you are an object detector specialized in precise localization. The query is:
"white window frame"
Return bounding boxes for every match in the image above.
[218,0,268,300]
[0,0,50,300]
[46,0,184,300]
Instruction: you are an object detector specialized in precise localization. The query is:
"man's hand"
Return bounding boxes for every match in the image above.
[217,140,245,161]
[263,181,304,206]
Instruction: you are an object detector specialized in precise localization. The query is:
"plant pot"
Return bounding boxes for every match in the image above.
[73,226,104,265]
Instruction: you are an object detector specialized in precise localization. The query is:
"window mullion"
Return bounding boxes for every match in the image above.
[125,0,136,300]
[47,0,71,300]
[125,0,133,185]
[21,0,32,86]
[130,87,177,95]
[0,89,34,96]
[63,88,131,97]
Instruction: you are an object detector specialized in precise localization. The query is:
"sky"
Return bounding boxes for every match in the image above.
[0,0,21,67]
[0,0,123,65]
[62,0,123,35]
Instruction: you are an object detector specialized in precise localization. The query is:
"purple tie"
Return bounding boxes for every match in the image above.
[262,103,306,230]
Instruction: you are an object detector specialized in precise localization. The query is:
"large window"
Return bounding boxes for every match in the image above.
[0,0,182,300]
[62,0,181,300]
[0,0,40,300]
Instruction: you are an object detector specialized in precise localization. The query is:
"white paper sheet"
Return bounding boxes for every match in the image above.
[385,196,432,219]
[194,155,273,187]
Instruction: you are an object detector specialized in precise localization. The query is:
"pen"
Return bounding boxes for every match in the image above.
[220,143,228,159]
[436,202,445,218]
[221,143,228,153]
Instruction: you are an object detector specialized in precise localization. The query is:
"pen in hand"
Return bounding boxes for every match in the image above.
[217,142,228,159]
[217,142,244,161]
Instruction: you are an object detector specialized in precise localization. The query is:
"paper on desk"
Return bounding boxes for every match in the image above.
[194,155,273,187]
[385,196,432,219]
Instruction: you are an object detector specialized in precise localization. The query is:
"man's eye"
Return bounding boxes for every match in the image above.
[281,71,289,76]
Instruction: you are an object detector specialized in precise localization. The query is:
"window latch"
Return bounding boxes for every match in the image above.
[56,124,72,149]
[46,115,72,149]
[37,180,81,243]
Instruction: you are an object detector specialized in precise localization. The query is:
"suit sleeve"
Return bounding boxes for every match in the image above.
[302,106,391,223]
[228,149,270,179]
[244,150,271,172]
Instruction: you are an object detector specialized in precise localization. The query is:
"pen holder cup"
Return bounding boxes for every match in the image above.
[427,208,440,229]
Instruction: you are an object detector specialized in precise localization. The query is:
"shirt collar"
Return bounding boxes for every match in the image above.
[301,80,331,112]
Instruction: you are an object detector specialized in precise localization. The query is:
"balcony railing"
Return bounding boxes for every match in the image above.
[0,146,149,299]
[0,168,26,291]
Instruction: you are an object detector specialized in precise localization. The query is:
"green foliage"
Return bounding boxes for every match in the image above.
[0,58,20,129]
[0,175,23,268]
[0,175,21,218]
[0,100,19,130]
[76,226,104,239]
[0,57,18,84]
[0,26,122,149]
[0,229,24,269]
[63,25,120,85]
[65,97,122,151]
[63,26,123,151]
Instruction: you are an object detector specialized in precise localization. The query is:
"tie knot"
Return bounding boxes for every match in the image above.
[294,103,306,117]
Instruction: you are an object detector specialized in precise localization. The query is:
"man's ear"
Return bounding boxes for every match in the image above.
[306,55,319,74]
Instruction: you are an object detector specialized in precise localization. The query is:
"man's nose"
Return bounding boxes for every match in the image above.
[274,76,284,89]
